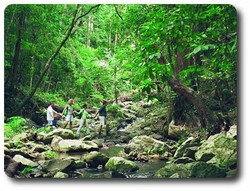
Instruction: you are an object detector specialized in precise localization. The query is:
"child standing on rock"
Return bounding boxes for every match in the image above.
[76,104,92,136]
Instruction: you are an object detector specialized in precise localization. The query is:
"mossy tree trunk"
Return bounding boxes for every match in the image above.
[167,75,217,128]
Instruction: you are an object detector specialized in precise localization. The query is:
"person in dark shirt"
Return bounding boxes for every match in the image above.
[94,100,110,136]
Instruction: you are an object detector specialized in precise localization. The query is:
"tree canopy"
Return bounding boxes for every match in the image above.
[4,4,237,129]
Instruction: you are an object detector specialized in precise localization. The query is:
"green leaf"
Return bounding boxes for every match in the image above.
[193,46,202,54]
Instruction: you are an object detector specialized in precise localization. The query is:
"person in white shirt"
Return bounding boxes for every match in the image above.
[46,102,58,126]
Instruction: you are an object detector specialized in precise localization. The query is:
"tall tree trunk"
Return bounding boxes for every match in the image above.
[9,6,80,117]
[159,50,217,128]
[167,75,217,128]
[114,31,118,103]
[87,15,93,47]
[29,56,35,88]
[7,13,25,91]
[108,20,112,54]
[9,4,101,117]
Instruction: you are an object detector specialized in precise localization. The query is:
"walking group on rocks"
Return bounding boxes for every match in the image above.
[46,99,114,137]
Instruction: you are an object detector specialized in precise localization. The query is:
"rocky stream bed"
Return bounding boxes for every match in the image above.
[4,101,237,179]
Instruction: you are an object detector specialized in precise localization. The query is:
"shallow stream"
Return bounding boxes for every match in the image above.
[56,145,166,179]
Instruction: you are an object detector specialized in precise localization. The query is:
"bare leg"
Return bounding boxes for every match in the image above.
[106,124,110,135]
[70,121,73,130]
[98,125,103,134]
[105,118,109,135]
[77,119,83,135]
[85,120,90,134]
[63,121,68,129]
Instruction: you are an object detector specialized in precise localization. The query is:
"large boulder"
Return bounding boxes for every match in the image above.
[155,161,226,178]
[226,125,237,139]
[7,147,36,159]
[37,129,75,144]
[167,120,189,140]
[53,172,69,178]
[124,135,171,160]
[13,154,38,167]
[40,158,74,173]
[4,155,20,177]
[12,133,30,144]
[105,157,139,173]
[195,131,237,169]
[40,128,75,144]
[84,151,109,168]
[12,129,37,145]
[174,137,201,159]
[49,128,75,139]
[51,137,99,152]
[190,162,227,178]
[155,163,191,178]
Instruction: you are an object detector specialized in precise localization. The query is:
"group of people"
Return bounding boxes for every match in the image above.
[46,99,110,137]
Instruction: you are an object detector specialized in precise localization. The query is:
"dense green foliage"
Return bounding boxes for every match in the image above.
[4,116,28,137]
[4,4,237,129]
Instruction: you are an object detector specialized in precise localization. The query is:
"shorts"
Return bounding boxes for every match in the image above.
[47,120,53,126]
[52,120,57,126]
[99,116,107,126]
[66,114,74,122]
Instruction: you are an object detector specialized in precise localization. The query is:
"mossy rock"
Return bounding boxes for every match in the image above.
[105,157,139,173]
[155,161,226,178]
[195,132,237,169]
[40,158,74,173]
[84,151,109,168]
[53,171,69,178]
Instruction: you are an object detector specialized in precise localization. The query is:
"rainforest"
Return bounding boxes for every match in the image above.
[4,4,237,179]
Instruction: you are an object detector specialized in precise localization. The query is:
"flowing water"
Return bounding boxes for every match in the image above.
[74,159,166,178]
[54,116,167,178]
[57,145,166,179]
